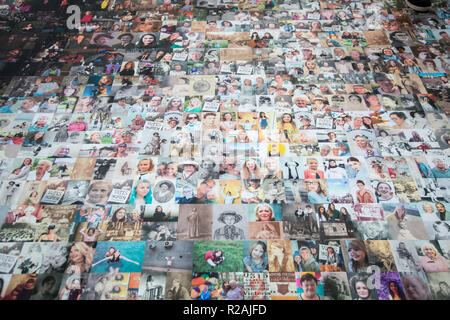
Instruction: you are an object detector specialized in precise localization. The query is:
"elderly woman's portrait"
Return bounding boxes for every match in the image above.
[153,180,175,203]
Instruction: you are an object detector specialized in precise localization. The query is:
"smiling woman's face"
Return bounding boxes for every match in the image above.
[355,137,367,148]
[142,35,154,45]
[246,160,256,170]
[136,182,150,197]
[390,114,404,124]
[377,183,391,195]
[349,246,366,262]
[257,206,272,221]
[355,281,369,299]
[423,246,436,258]
[307,181,319,192]
[116,209,126,219]
[138,159,151,172]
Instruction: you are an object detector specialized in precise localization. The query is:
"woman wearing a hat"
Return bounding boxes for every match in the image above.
[311,95,329,112]
[177,160,198,188]
[113,33,135,49]
[166,117,180,130]
[299,116,315,130]
[153,181,175,203]
[213,211,245,240]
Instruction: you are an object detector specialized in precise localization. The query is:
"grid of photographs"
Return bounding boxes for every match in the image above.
[0,0,449,301]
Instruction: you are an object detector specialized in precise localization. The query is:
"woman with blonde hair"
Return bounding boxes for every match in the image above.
[254,203,275,222]
[277,113,297,131]
[421,202,439,221]
[243,241,268,272]
[420,242,448,272]
[166,97,184,112]
[137,158,155,181]
[303,60,319,75]
[241,159,262,180]
[401,274,433,300]
[130,209,143,222]
[65,242,95,274]
[119,61,135,76]
[262,157,283,179]
[97,75,113,87]
[268,143,285,156]
[184,96,202,112]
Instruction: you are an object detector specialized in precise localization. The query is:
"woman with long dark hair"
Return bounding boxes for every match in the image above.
[347,240,369,272]
[350,275,378,300]
[317,205,329,222]
[137,33,158,48]
[327,203,340,221]
[110,207,129,222]
[388,281,406,300]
